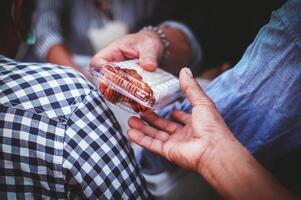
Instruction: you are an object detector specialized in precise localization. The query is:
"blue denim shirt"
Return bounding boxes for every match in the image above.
[160,0,301,162]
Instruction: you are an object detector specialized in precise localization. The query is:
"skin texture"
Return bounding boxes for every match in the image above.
[90,27,192,75]
[47,44,79,69]
[128,67,237,172]
[128,68,297,200]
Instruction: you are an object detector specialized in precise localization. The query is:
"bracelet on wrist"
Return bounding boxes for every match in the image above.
[140,26,170,67]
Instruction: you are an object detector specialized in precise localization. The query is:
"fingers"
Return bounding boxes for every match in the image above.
[179,68,214,108]
[90,31,161,71]
[128,116,168,155]
[90,48,117,67]
[171,110,191,125]
[128,129,164,155]
[141,111,182,134]
[121,47,139,59]
[90,56,110,67]
[128,117,170,141]
[90,46,138,67]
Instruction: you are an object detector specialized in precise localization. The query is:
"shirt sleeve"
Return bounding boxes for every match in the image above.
[160,21,203,74]
[205,1,301,159]
[159,0,301,161]
[62,90,150,199]
[33,0,64,59]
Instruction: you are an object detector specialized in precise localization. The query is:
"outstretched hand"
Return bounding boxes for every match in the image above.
[127,48,295,200]
[128,68,235,172]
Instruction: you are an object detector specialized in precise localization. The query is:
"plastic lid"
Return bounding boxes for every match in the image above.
[90,60,183,113]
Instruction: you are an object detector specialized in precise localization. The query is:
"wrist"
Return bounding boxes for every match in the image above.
[196,135,244,176]
[196,135,265,199]
[196,136,295,200]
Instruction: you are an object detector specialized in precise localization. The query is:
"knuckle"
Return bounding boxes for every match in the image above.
[144,38,156,47]
[143,34,160,47]
[190,80,200,89]
[194,98,216,110]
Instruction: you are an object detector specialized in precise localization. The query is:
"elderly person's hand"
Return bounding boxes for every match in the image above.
[128,67,234,172]
[90,28,192,74]
[128,68,296,200]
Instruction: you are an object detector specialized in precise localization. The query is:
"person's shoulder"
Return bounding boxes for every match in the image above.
[0,56,97,122]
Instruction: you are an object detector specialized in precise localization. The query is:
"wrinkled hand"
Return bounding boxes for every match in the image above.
[90,31,163,71]
[128,68,235,172]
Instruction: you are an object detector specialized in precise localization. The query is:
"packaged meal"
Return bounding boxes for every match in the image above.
[90,60,183,113]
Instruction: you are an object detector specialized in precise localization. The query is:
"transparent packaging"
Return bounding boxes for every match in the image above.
[90,60,183,113]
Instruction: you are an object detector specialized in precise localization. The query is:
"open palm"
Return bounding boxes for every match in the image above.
[128,68,233,172]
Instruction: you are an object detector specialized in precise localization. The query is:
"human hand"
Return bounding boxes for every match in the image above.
[128,68,235,173]
[90,30,163,71]
[128,68,297,200]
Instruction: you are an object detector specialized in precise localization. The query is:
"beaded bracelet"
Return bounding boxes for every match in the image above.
[141,26,170,67]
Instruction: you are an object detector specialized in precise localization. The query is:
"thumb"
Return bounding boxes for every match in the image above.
[138,44,160,71]
[179,68,213,108]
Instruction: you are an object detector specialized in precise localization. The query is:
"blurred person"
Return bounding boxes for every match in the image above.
[89,0,285,76]
[33,0,201,78]
[91,0,301,188]
[0,0,149,198]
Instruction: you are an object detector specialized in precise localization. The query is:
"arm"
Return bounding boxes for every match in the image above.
[160,21,202,74]
[198,132,295,200]
[160,27,192,74]
[47,44,78,68]
[90,26,192,75]
[139,26,193,74]
[128,68,296,200]
[33,1,78,69]
[158,1,301,163]
[47,44,93,82]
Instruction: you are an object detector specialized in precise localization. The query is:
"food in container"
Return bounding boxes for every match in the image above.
[90,60,183,113]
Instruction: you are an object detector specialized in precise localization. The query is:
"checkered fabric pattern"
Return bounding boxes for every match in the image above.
[0,55,149,199]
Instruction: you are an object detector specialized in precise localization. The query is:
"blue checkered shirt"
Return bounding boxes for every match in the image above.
[0,56,149,199]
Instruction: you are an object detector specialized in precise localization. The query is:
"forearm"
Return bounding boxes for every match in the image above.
[161,27,192,75]
[47,44,79,70]
[47,44,94,83]
[198,138,296,200]
[33,0,64,59]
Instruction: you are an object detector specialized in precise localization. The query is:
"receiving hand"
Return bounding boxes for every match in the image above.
[90,30,163,71]
[128,68,235,172]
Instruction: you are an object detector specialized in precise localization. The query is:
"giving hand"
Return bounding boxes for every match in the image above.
[90,30,163,71]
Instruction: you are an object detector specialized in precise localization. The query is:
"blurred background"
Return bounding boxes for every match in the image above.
[15,0,299,199]
[21,0,286,80]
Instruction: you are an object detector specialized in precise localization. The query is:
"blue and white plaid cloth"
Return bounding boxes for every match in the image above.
[0,56,149,199]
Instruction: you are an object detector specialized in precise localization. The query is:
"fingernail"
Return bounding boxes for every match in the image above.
[184,68,193,77]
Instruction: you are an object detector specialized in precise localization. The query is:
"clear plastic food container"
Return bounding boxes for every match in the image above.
[89,60,183,113]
